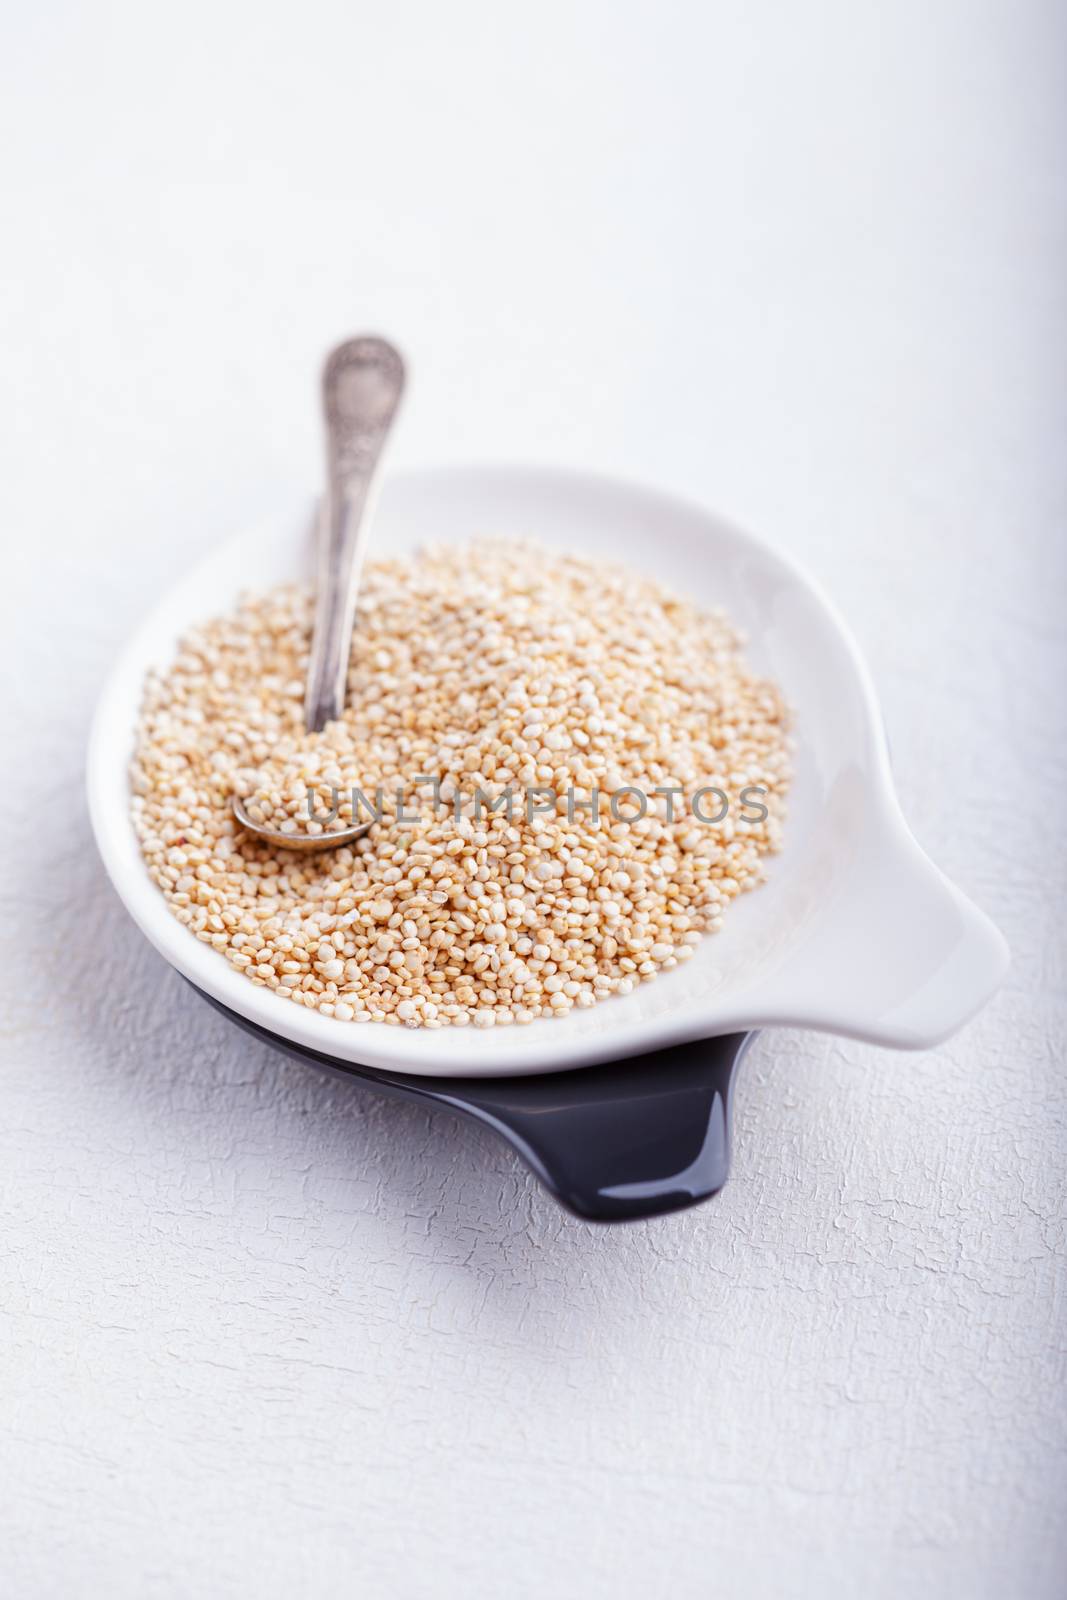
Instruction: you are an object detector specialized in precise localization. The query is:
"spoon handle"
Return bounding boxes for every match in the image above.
[304,336,405,733]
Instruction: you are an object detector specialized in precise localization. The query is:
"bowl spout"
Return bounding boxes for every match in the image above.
[742,825,1009,1050]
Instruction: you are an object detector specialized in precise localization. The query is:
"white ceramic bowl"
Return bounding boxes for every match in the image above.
[87,465,1009,1077]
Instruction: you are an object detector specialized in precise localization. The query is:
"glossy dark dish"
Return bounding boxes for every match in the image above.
[194,985,754,1222]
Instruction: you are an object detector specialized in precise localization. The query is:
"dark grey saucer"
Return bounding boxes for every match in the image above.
[192,983,754,1222]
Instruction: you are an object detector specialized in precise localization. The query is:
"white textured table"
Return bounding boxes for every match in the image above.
[2,4,1063,1595]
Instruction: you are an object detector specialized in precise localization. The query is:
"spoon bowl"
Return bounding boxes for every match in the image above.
[230,794,375,852]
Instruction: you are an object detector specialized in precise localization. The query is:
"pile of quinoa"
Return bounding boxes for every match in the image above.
[131,540,790,1028]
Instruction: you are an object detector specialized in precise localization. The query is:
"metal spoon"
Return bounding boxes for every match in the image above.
[232,335,405,851]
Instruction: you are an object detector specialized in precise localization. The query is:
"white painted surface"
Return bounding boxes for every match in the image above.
[1,2,1063,1595]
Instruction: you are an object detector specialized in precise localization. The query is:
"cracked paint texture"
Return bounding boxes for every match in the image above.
[1,2,1064,1595]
